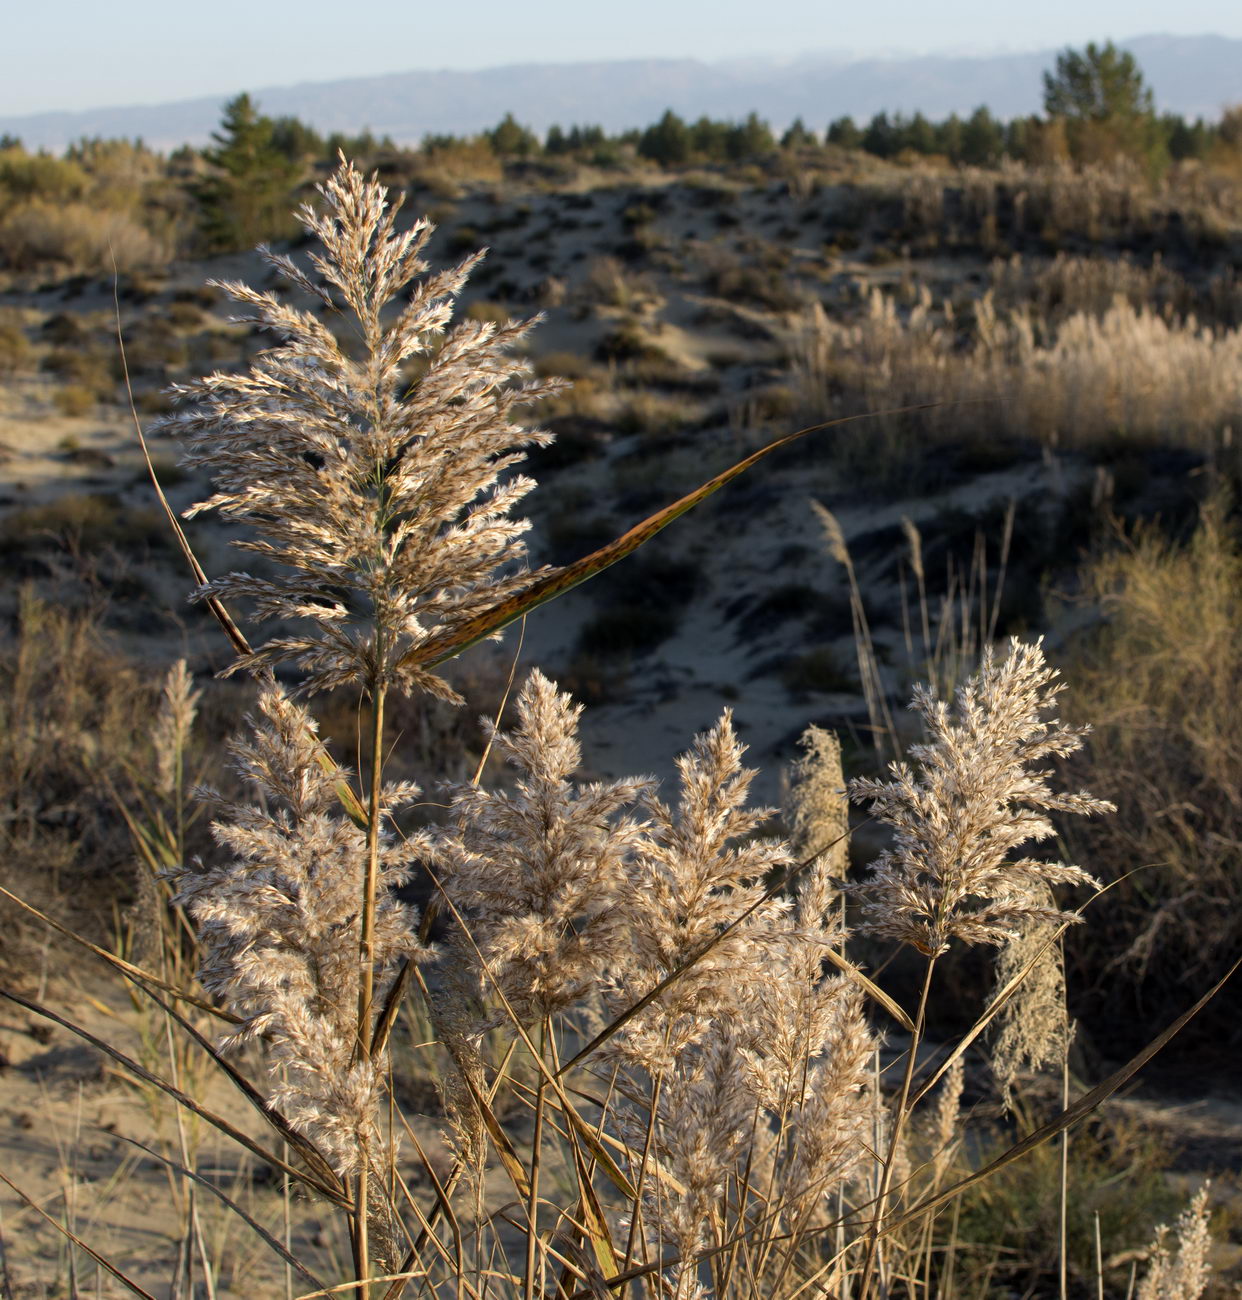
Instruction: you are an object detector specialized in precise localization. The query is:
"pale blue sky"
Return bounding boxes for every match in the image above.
[9,0,1242,117]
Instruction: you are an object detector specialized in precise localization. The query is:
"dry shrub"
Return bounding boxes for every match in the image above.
[578,254,660,310]
[0,592,151,978]
[0,317,31,374]
[1059,495,1242,1034]
[0,198,171,274]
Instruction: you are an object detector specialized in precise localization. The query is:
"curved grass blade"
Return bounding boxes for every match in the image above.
[0,987,347,1207]
[0,883,238,1024]
[885,951,1242,1237]
[0,1166,158,1300]
[115,1135,328,1292]
[400,404,941,673]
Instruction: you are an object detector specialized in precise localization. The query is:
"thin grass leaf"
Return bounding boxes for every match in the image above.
[369,957,414,1058]
[0,1167,158,1300]
[295,1274,435,1300]
[885,951,1242,1237]
[114,1135,328,1291]
[570,1139,621,1280]
[0,987,347,1206]
[401,404,940,673]
[0,883,239,1024]
[818,942,914,1032]
[460,1065,533,1201]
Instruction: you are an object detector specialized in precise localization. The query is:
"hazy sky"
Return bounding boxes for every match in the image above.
[9,0,1242,118]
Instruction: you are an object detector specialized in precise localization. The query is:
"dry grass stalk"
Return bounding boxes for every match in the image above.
[792,287,1242,462]
[6,155,1221,1300]
[1137,1185,1213,1300]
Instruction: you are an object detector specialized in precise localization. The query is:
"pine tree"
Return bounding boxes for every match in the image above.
[196,94,302,253]
[639,109,691,166]
[487,112,539,157]
[827,116,861,150]
[1041,42,1160,165]
[781,117,815,150]
[961,106,1005,167]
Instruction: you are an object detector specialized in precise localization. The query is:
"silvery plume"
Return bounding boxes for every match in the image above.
[849,638,1114,955]
[151,157,562,702]
[172,686,428,1176]
[432,669,652,1023]
[607,715,872,1292]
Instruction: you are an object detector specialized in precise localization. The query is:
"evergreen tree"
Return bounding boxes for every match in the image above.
[937,112,965,161]
[196,94,302,253]
[826,116,861,150]
[960,106,1004,166]
[781,117,815,150]
[639,110,691,166]
[269,114,324,162]
[862,111,898,159]
[488,113,539,157]
[689,116,728,160]
[1041,41,1159,163]
[725,112,776,161]
[1164,113,1211,161]
[1005,115,1038,162]
[903,111,937,155]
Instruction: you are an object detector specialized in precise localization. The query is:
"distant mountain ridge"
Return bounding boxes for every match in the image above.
[4,34,1240,154]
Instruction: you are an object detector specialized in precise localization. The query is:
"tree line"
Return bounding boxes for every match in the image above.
[4,41,1239,257]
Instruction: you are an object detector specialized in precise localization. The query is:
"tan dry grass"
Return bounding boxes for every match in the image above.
[792,288,1242,476]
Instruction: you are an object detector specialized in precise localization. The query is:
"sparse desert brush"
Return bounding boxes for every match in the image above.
[0,592,160,976]
[861,159,1242,256]
[1059,494,1242,1037]
[987,251,1242,329]
[2,155,1232,1300]
[0,198,171,275]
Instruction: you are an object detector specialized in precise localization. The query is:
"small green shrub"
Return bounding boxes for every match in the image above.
[781,645,853,694]
[595,319,670,364]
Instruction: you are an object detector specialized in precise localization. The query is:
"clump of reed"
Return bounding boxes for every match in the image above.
[791,285,1242,480]
[1,157,1230,1300]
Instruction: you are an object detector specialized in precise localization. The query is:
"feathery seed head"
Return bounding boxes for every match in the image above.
[848,638,1114,954]
[153,657,200,799]
[433,669,652,1021]
[173,685,429,1174]
[153,158,564,701]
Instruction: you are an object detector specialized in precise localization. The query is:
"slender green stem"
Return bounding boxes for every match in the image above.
[858,955,938,1298]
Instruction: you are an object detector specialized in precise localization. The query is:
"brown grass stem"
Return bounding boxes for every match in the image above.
[857,955,937,1299]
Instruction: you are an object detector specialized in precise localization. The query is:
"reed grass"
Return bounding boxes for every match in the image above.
[0,157,1232,1300]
